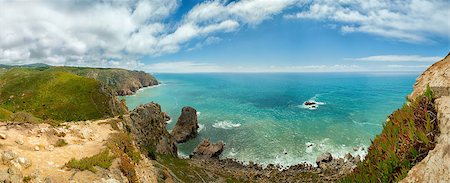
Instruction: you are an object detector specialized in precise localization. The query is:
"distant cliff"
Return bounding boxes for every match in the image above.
[59,67,159,96]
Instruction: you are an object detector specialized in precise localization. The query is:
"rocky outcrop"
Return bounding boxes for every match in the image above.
[401,52,450,182]
[409,52,450,99]
[191,139,224,159]
[171,107,199,143]
[125,103,177,156]
[69,68,159,96]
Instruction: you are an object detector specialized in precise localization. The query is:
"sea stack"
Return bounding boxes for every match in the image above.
[171,106,199,143]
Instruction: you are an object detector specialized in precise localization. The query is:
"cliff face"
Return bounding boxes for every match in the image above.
[401,53,450,182]
[409,53,450,99]
[66,68,159,96]
[125,103,177,156]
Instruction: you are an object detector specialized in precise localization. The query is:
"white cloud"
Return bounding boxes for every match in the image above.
[286,0,450,42]
[0,0,296,66]
[350,55,442,62]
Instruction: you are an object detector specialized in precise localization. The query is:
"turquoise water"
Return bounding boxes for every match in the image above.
[123,73,418,166]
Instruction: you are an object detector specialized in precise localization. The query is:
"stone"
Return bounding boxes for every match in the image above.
[34,146,40,151]
[15,139,24,145]
[354,155,361,164]
[2,150,17,163]
[44,177,53,183]
[16,157,32,169]
[344,153,353,162]
[316,152,333,166]
[191,139,224,159]
[304,101,317,105]
[0,133,6,140]
[171,106,199,143]
[45,145,54,151]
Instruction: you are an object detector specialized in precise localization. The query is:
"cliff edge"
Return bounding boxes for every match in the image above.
[401,53,450,183]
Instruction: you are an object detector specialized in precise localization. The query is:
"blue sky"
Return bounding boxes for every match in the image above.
[0,0,449,72]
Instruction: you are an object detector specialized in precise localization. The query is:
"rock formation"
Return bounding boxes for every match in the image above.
[409,53,450,99]
[401,52,450,183]
[171,107,199,143]
[126,103,177,156]
[191,139,224,159]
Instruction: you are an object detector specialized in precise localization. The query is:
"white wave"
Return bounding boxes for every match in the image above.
[198,124,205,132]
[165,119,172,124]
[212,120,241,129]
[228,148,237,157]
[351,119,382,127]
[196,111,201,116]
[299,94,326,110]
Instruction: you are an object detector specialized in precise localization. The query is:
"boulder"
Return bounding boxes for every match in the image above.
[316,152,333,166]
[16,156,32,169]
[191,139,224,159]
[304,101,317,105]
[2,150,16,163]
[15,139,24,145]
[171,107,199,143]
[0,133,6,140]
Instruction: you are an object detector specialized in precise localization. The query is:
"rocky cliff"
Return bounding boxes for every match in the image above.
[125,103,178,156]
[409,53,450,99]
[64,67,159,96]
[401,53,450,182]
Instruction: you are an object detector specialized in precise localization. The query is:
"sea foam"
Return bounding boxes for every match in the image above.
[212,120,241,129]
[300,94,326,110]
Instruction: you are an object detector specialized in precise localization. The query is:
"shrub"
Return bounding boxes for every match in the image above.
[10,111,40,123]
[55,139,68,147]
[65,149,115,173]
[119,155,139,183]
[341,89,439,182]
[107,133,141,163]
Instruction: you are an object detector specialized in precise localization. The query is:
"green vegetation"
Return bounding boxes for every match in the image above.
[55,139,68,147]
[65,149,115,173]
[0,68,123,121]
[106,132,141,182]
[119,155,139,183]
[107,132,141,163]
[156,154,241,183]
[342,87,439,182]
[0,107,13,120]
[53,66,158,95]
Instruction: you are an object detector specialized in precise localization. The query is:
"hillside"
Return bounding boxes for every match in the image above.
[57,67,159,96]
[0,68,126,121]
[0,64,159,96]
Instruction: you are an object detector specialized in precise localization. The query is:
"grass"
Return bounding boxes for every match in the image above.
[0,68,124,121]
[65,149,115,173]
[341,86,439,182]
[0,107,13,120]
[53,66,158,95]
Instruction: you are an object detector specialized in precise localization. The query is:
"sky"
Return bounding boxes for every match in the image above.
[0,0,449,73]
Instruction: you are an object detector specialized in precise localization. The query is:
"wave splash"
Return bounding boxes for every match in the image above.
[212,120,241,129]
[300,94,326,110]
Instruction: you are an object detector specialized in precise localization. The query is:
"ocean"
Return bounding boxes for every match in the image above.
[123,73,418,166]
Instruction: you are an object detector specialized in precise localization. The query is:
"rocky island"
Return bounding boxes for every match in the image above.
[0,53,449,182]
